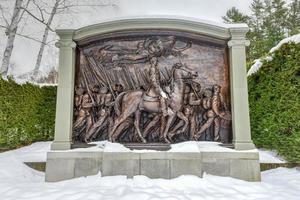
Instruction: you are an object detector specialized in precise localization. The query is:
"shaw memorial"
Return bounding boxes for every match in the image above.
[45,17,261,182]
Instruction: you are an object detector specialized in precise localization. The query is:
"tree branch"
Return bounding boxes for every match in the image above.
[16,32,51,45]
[0,24,7,29]
[56,3,118,10]
[0,24,51,46]
[17,0,31,24]
[32,0,45,22]
[0,5,9,27]
[21,7,55,32]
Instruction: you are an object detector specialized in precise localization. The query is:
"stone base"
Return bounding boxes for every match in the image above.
[50,141,71,150]
[45,144,261,182]
[123,143,171,151]
[233,140,256,150]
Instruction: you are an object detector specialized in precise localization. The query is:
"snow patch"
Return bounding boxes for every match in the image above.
[258,149,286,163]
[269,34,300,53]
[14,70,47,83]
[4,142,285,164]
[247,34,300,76]
[0,142,299,200]
[169,141,200,152]
[247,59,263,76]
[1,71,57,87]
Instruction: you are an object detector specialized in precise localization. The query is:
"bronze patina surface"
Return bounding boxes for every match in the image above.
[73,30,231,144]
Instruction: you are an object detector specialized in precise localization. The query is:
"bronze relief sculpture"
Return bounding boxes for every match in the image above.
[73,32,232,144]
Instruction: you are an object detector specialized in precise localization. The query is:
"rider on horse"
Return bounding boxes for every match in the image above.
[148,57,168,116]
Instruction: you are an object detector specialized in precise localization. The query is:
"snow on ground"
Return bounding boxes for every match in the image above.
[2,141,285,163]
[258,149,286,163]
[247,33,300,76]
[0,142,297,200]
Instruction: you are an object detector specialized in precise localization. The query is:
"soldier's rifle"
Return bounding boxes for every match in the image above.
[81,67,98,123]
[81,67,96,106]
[90,56,116,99]
[189,80,201,100]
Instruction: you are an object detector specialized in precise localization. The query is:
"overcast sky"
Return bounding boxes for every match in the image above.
[0,0,254,75]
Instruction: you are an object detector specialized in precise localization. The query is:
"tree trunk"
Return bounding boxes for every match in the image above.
[0,0,24,76]
[33,0,60,78]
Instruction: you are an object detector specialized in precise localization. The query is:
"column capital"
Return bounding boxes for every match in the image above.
[229,26,249,39]
[228,39,250,47]
[55,29,75,48]
[55,40,76,49]
[56,29,75,38]
[228,26,250,48]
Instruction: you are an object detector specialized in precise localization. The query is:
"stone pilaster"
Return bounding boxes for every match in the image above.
[228,27,255,150]
[51,30,76,150]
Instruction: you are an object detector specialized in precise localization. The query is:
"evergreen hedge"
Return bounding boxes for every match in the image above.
[0,78,56,149]
[248,42,300,163]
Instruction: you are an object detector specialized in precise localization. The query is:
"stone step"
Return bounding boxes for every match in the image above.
[24,161,300,173]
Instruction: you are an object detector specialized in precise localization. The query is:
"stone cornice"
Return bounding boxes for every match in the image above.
[55,17,250,47]
[56,18,243,42]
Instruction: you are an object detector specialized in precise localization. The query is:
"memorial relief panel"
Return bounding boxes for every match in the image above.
[72,30,232,144]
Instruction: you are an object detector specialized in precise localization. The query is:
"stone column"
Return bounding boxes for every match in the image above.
[228,27,255,150]
[51,30,76,150]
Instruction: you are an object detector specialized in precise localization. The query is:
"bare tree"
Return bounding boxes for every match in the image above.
[22,0,118,81]
[0,0,30,76]
[31,0,61,77]
[0,0,118,79]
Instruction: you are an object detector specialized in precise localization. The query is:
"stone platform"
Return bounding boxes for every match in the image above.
[45,142,261,182]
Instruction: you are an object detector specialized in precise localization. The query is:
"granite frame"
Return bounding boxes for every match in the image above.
[51,17,255,150]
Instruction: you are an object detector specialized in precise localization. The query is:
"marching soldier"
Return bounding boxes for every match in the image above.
[195,85,230,141]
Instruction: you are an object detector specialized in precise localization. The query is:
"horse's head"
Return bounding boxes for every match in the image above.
[172,63,198,80]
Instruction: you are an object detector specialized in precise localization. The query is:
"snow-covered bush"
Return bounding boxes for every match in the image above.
[0,78,56,149]
[248,42,300,162]
[248,34,300,76]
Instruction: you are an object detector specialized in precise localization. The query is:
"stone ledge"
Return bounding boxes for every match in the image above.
[45,150,260,182]
[47,151,102,159]
[202,151,259,160]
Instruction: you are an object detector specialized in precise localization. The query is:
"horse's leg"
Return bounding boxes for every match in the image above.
[143,114,160,138]
[109,113,130,142]
[114,118,133,142]
[163,113,176,143]
[159,115,166,141]
[134,110,147,143]
[176,111,189,134]
[168,121,184,141]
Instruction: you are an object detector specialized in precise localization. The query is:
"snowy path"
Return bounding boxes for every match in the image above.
[0,142,299,200]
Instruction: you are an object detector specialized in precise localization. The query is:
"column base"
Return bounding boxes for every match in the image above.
[51,141,72,150]
[234,141,256,150]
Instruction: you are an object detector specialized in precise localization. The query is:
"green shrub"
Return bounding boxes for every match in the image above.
[248,42,300,162]
[0,78,56,149]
